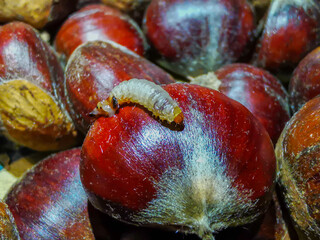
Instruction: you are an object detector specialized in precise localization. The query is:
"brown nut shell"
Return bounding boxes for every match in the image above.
[0,0,77,29]
[276,96,320,239]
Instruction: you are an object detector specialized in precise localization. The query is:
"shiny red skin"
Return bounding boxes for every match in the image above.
[54,4,147,61]
[65,40,175,133]
[289,46,320,113]
[4,148,95,239]
[253,1,320,72]
[215,63,290,144]
[81,83,275,224]
[0,22,64,101]
[143,0,256,77]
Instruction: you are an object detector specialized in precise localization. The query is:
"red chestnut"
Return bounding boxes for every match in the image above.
[143,0,256,77]
[252,0,320,72]
[4,148,96,239]
[190,63,290,144]
[81,81,276,239]
[54,4,147,62]
[289,46,320,113]
[0,22,79,151]
[64,40,175,133]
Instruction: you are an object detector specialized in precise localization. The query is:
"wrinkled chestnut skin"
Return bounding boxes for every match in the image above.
[4,148,95,240]
[81,83,275,239]
[65,40,174,133]
[215,63,290,144]
[54,4,147,62]
[143,0,256,77]
[0,22,79,151]
[253,0,320,72]
[289,47,320,113]
[276,96,320,239]
[0,0,77,29]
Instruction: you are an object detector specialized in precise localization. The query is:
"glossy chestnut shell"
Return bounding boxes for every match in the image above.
[54,4,147,62]
[81,83,276,239]
[289,46,320,113]
[143,0,256,77]
[64,40,174,133]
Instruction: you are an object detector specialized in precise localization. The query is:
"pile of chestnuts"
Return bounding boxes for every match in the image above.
[1,0,320,239]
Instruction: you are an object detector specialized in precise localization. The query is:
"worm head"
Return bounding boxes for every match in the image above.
[89,97,118,117]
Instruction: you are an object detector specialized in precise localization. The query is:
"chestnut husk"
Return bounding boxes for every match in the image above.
[0,0,77,29]
[64,40,174,133]
[276,96,320,239]
[81,82,276,240]
[0,22,79,151]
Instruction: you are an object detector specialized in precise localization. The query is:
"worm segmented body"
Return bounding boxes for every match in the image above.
[93,79,184,124]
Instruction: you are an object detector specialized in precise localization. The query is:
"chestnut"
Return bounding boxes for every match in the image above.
[4,148,96,239]
[0,200,20,239]
[0,22,79,151]
[54,4,148,63]
[190,63,290,144]
[289,46,320,113]
[64,40,175,133]
[0,0,77,29]
[143,0,256,77]
[252,0,320,72]
[81,81,276,239]
[276,95,320,239]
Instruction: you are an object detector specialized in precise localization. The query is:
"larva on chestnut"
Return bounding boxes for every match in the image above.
[91,79,184,124]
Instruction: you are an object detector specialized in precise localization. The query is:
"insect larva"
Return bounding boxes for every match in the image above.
[91,79,184,124]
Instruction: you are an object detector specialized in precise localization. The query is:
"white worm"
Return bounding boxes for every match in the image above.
[92,79,184,124]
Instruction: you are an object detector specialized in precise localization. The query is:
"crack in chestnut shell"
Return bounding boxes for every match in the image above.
[252,0,320,72]
[0,22,79,151]
[64,40,175,133]
[54,4,148,62]
[4,148,95,240]
[80,83,276,238]
[289,46,320,113]
[276,96,320,238]
[143,0,256,77]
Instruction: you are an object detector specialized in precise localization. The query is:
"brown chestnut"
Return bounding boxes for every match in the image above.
[81,81,276,240]
[143,0,256,77]
[54,4,148,63]
[0,22,79,151]
[64,40,175,133]
[276,95,320,239]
